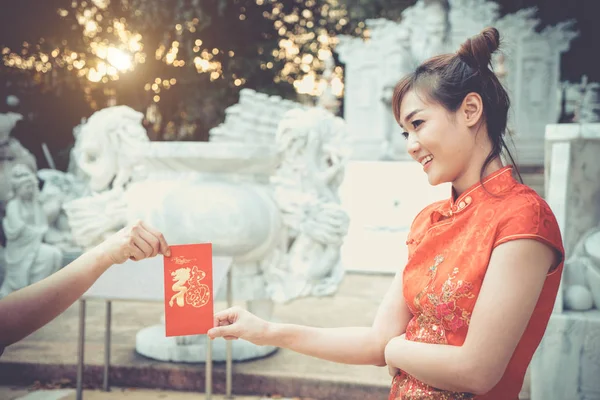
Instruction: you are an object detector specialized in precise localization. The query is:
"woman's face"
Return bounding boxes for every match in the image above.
[398,89,478,187]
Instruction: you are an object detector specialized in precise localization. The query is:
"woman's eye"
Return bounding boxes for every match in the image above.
[401,131,408,139]
[412,120,424,129]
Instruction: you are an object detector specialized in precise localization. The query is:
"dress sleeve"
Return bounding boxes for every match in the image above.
[494,195,565,272]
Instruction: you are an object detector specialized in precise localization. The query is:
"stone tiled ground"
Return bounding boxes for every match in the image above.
[0,274,393,400]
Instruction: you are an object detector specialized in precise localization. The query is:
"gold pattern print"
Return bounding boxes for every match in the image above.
[390,254,476,399]
[169,265,211,308]
[172,256,193,265]
[413,254,445,313]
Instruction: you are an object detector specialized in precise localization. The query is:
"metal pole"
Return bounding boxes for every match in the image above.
[76,300,86,400]
[205,336,212,399]
[226,268,233,398]
[103,301,112,391]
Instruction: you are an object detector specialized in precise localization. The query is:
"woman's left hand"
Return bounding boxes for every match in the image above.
[388,365,400,377]
[386,333,406,377]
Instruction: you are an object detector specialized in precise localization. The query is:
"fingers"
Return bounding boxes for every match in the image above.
[208,307,242,339]
[139,220,170,257]
[126,220,170,259]
[128,240,146,261]
[136,225,161,257]
[207,325,238,340]
[132,234,154,259]
[214,308,240,326]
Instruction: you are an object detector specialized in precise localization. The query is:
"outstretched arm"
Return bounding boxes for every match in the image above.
[208,269,412,366]
[0,221,170,352]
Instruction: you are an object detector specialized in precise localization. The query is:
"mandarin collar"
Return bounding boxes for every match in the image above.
[430,166,517,223]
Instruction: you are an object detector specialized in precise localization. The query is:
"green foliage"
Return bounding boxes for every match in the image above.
[1,0,404,144]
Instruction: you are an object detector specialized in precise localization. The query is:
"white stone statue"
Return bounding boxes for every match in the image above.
[317,54,341,115]
[70,105,149,193]
[37,169,89,254]
[67,118,91,183]
[64,106,150,249]
[403,0,451,65]
[0,164,62,298]
[64,98,351,362]
[563,228,600,311]
[579,81,600,123]
[378,23,414,160]
[0,113,37,215]
[336,0,578,165]
[210,88,305,144]
[269,108,351,302]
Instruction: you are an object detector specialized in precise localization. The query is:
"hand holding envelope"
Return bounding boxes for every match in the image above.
[94,220,171,264]
[207,306,271,346]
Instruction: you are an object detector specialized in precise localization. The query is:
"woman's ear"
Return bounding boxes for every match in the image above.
[461,92,484,128]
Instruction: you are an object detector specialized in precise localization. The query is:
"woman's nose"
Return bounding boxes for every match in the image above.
[406,133,420,155]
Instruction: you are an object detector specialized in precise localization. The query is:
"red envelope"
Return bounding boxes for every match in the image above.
[163,243,214,337]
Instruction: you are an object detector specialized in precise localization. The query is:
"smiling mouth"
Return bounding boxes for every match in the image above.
[420,155,433,168]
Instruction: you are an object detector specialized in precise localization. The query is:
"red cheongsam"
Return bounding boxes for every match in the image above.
[389,166,564,400]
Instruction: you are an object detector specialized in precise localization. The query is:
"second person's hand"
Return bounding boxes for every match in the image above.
[94,220,171,265]
[207,306,272,346]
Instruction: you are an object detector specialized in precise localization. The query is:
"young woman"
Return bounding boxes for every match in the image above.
[207,27,564,400]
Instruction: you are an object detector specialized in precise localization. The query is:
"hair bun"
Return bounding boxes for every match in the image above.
[457,27,500,71]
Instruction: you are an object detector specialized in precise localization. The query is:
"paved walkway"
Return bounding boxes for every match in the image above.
[0,274,394,400]
[0,386,283,399]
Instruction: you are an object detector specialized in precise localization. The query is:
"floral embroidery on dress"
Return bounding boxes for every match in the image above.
[390,372,475,400]
[390,256,476,399]
[428,268,475,333]
[410,256,475,343]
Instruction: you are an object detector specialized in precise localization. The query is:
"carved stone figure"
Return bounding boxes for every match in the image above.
[65,106,150,248]
[70,105,149,193]
[563,228,600,311]
[37,169,89,254]
[404,0,450,65]
[317,54,341,115]
[0,164,62,297]
[336,0,578,165]
[269,108,351,302]
[269,109,349,301]
[64,97,351,362]
[579,81,600,123]
[0,113,37,215]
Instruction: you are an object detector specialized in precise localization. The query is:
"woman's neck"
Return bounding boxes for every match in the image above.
[452,157,504,197]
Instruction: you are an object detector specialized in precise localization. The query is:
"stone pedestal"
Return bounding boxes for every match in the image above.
[531,311,600,400]
[136,326,277,362]
[529,123,600,400]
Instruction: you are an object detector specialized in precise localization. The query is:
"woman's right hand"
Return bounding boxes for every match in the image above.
[207,306,272,346]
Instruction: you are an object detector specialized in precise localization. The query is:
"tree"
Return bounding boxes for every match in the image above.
[1,0,399,152]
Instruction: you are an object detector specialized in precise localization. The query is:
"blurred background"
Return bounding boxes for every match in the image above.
[0,0,597,172]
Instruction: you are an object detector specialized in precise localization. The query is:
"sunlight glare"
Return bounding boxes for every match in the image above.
[106,47,132,71]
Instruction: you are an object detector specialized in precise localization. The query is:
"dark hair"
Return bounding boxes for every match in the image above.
[392,27,522,184]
